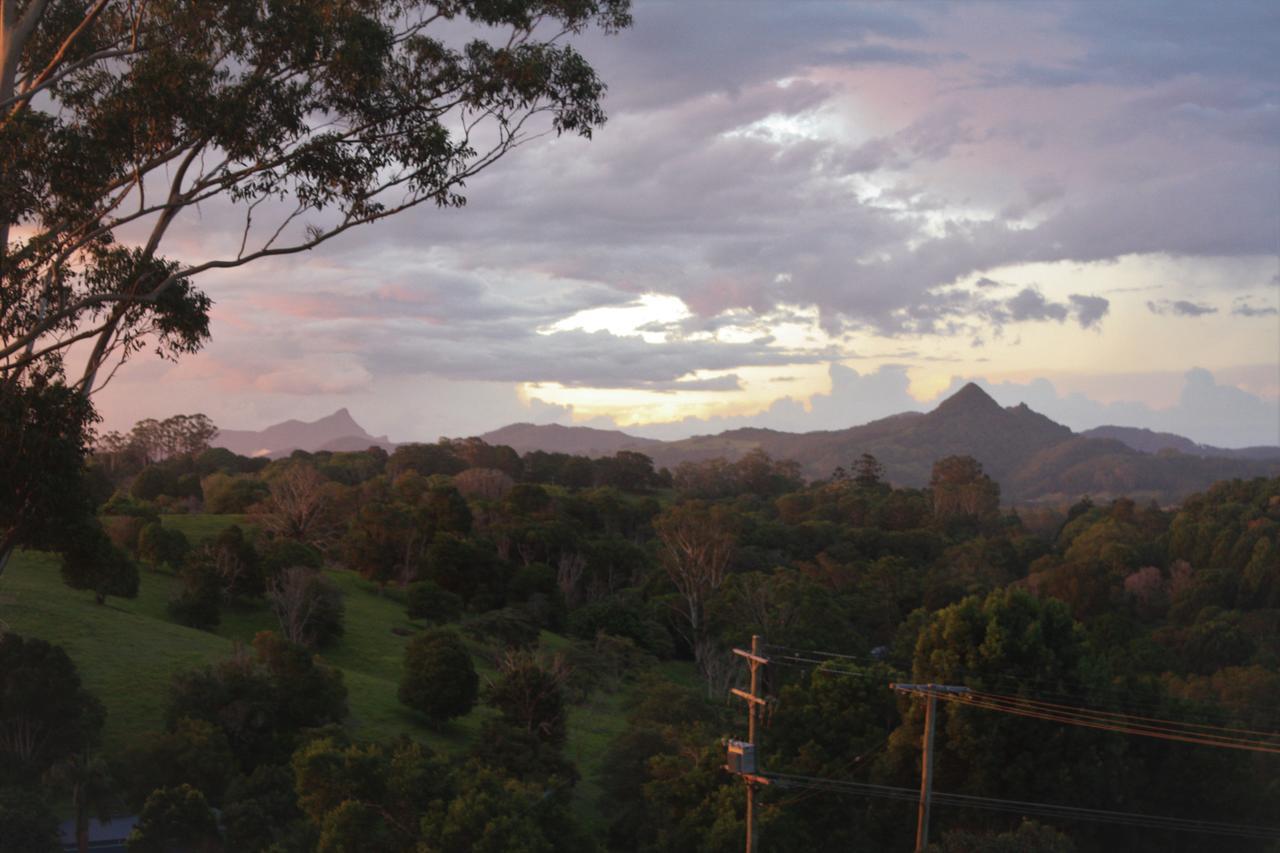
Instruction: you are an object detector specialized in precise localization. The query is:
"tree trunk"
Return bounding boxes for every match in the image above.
[0,539,16,581]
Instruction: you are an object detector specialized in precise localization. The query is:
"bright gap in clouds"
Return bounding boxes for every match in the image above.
[542,293,689,342]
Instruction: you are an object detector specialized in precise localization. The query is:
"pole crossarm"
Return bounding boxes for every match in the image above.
[731,687,768,706]
[733,648,771,665]
[891,683,973,696]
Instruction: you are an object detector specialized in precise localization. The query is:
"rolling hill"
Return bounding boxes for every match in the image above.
[212,386,1280,503]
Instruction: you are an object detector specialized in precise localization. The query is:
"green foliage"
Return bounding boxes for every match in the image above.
[291,736,451,853]
[566,591,673,657]
[167,560,222,630]
[268,568,346,649]
[406,580,463,624]
[261,537,324,576]
[423,533,508,606]
[100,494,162,521]
[0,786,61,853]
[930,455,1001,528]
[399,630,478,724]
[0,375,97,569]
[167,632,347,770]
[930,820,1077,853]
[486,651,570,746]
[121,717,238,809]
[418,764,567,853]
[0,634,104,785]
[126,784,221,853]
[461,606,541,649]
[60,520,140,604]
[137,521,191,570]
[221,763,308,852]
[201,472,269,514]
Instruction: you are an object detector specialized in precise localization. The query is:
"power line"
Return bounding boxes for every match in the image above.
[767,643,1280,728]
[762,773,1280,842]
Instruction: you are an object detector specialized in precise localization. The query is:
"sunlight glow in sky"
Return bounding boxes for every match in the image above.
[94,1,1280,448]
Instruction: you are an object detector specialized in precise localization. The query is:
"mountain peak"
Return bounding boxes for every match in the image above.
[933,382,1002,416]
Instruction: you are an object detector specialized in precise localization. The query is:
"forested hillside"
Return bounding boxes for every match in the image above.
[2,419,1278,851]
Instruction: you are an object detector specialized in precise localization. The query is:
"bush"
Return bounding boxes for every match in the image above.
[101,493,161,521]
[460,606,540,649]
[137,522,191,570]
[0,786,60,853]
[268,568,344,649]
[60,523,140,605]
[202,472,270,514]
[121,718,238,809]
[167,632,347,771]
[130,466,179,501]
[103,514,148,553]
[168,562,221,630]
[399,630,478,724]
[126,784,221,852]
[567,592,673,657]
[486,651,570,746]
[0,635,105,786]
[406,581,463,624]
[260,538,323,578]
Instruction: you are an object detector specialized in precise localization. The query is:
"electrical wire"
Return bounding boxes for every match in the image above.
[960,689,1280,741]
[762,773,1280,841]
[768,642,1280,728]
[893,687,1280,754]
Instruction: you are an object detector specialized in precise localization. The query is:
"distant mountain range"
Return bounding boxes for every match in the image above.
[213,386,1280,503]
[213,408,393,458]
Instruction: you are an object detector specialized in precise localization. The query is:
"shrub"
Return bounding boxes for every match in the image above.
[60,523,140,605]
[137,522,191,571]
[100,493,161,521]
[103,514,148,553]
[566,592,673,657]
[260,538,323,578]
[461,606,540,649]
[167,562,221,630]
[268,568,345,649]
[398,630,478,724]
[126,784,221,852]
[0,786,60,853]
[406,581,463,624]
[486,651,570,746]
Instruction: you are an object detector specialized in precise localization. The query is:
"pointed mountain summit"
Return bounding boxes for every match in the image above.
[931,381,1004,417]
[214,408,392,457]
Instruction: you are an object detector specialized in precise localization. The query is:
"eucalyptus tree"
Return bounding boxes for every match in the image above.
[0,0,631,571]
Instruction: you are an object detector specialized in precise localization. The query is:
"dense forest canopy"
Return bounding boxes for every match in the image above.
[2,411,1277,851]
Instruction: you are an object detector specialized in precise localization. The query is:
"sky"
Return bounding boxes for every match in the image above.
[96,0,1280,448]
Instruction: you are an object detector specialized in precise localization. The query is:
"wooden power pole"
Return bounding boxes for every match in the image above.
[888,683,970,853]
[915,691,937,852]
[731,635,769,853]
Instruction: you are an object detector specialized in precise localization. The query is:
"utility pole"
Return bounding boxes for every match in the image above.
[916,691,936,853]
[889,683,970,853]
[730,635,769,853]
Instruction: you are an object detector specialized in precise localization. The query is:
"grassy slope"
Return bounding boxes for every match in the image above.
[0,513,696,833]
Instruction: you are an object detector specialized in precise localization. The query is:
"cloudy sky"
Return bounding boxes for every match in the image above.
[97,0,1280,447]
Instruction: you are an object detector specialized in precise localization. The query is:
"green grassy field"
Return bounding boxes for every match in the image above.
[0,513,696,833]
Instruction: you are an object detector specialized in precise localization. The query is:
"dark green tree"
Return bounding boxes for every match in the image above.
[125,784,220,853]
[60,520,140,604]
[486,651,570,746]
[399,630,478,724]
[0,785,61,853]
[0,634,104,785]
